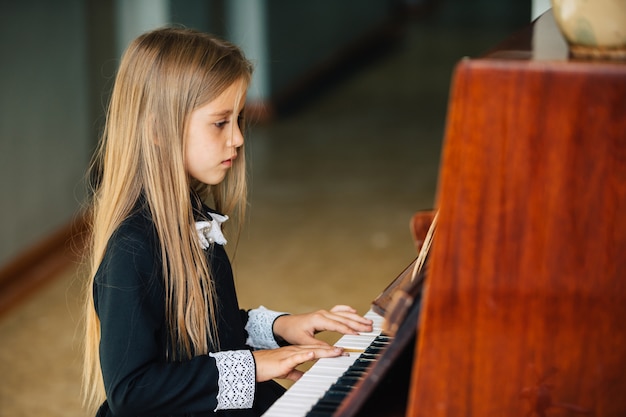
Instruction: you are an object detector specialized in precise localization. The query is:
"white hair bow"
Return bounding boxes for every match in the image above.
[195,213,229,248]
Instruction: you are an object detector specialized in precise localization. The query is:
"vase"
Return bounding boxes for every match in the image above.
[550,0,626,60]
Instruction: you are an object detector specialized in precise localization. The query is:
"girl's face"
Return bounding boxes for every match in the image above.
[184,79,246,185]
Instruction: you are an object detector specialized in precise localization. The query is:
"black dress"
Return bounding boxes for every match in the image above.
[93,198,284,417]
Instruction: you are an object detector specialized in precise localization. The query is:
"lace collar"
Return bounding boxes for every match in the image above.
[190,191,228,248]
[195,212,228,248]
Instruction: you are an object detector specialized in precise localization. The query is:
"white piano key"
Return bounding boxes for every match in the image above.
[334,335,376,350]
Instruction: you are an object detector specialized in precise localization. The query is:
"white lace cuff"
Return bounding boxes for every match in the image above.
[208,350,255,410]
[245,306,288,349]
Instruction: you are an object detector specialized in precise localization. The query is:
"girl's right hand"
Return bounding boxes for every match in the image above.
[252,345,346,382]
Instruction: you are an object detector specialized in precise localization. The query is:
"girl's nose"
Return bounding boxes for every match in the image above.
[230,124,244,148]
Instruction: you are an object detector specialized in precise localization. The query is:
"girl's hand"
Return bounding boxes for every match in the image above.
[272,305,373,346]
[252,345,345,382]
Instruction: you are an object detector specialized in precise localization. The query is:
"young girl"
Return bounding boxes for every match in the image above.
[82,27,372,417]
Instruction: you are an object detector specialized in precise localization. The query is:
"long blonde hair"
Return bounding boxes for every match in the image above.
[82,27,252,411]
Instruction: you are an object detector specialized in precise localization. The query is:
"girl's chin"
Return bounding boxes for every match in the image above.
[191,176,225,186]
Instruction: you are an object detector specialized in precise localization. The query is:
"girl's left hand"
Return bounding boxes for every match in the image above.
[272,305,373,346]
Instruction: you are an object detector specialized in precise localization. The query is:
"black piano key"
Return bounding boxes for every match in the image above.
[336,376,361,385]
[357,353,378,360]
[343,370,366,378]
[309,403,339,412]
[365,345,385,354]
[353,356,377,366]
[306,412,332,417]
[312,398,339,410]
[304,334,394,417]
[317,390,348,404]
[326,383,352,393]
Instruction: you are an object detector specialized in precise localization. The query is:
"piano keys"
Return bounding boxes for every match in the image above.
[262,255,428,417]
[262,309,384,417]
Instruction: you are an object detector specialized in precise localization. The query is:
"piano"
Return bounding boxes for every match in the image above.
[265,10,626,417]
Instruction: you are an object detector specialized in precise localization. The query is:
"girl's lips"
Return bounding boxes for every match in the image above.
[224,153,237,164]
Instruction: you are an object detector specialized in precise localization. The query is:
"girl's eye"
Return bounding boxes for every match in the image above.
[214,120,228,129]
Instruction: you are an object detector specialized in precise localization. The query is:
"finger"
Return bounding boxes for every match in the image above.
[321,319,362,335]
[292,350,316,364]
[298,334,329,346]
[293,344,344,353]
[318,313,373,334]
[283,368,304,382]
[330,305,357,314]
[331,309,374,324]
[283,346,342,373]
[327,306,373,326]
[305,346,346,359]
[331,312,374,328]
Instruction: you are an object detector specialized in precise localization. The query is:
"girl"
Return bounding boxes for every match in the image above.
[82,27,372,417]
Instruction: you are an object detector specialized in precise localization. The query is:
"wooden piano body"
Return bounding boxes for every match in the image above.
[407,11,626,417]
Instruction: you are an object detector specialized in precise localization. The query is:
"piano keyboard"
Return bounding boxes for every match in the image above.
[262,309,386,417]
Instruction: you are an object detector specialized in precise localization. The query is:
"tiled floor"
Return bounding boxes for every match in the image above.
[0,15,519,417]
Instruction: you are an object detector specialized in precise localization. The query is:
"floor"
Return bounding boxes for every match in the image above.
[0,14,518,417]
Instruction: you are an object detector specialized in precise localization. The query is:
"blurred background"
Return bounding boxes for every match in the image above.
[0,0,548,415]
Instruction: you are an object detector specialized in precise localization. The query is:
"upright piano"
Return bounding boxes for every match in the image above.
[264,10,626,417]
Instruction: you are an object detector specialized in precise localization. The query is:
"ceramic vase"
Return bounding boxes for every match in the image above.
[550,0,626,59]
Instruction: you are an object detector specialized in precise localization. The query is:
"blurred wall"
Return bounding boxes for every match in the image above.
[226,0,394,104]
[266,1,392,98]
[0,0,90,267]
